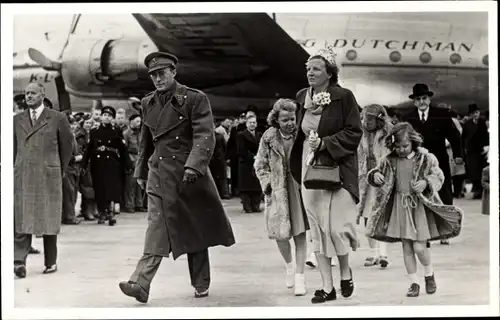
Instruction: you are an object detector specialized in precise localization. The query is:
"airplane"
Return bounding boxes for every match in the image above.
[15,12,489,118]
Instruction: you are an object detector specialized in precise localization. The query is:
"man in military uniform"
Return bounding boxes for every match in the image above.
[119,51,235,303]
[81,106,132,226]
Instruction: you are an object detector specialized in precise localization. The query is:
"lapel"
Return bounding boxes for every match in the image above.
[317,85,344,136]
[243,129,257,144]
[143,83,189,140]
[19,110,32,135]
[26,108,51,141]
[267,129,285,158]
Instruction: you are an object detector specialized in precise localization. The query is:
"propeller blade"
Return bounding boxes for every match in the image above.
[28,48,62,71]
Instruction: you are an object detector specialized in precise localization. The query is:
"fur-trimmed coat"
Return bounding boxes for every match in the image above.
[365,147,464,242]
[254,127,301,240]
[357,119,392,218]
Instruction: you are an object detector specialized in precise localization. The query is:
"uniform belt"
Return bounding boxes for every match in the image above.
[97,146,119,154]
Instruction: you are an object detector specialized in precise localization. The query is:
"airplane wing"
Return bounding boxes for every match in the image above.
[132,13,309,99]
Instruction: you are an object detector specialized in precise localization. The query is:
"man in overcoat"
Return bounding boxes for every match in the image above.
[236,115,263,213]
[13,83,74,278]
[119,51,235,303]
[403,83,463,245]
[462,103,489,199]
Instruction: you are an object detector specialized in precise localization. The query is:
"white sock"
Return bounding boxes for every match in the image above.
[379,242,388,257]
[286,262,294,271]
[424,265,434,277]
[408,273,419,284]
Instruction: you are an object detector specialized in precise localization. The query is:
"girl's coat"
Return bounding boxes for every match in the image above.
[365,147,463,242]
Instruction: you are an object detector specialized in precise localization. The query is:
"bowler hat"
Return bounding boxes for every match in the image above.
[409,83,434,99]
[144,51,179,73]
[468,103,480,114]
[101,106,116,118]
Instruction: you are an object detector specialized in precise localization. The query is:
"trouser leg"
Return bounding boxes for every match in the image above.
[240,193,252,211]
[124,172,135,210]
[43,235,57,267]
[14,233,32,265]
[135,182,144,209]
[187,249,211,291]
[129,253,162,293]
[251,192,262,211]
[62,172,77,221]
[439,175,453,205]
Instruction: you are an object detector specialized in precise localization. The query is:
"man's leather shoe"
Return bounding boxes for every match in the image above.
[194,288,209,298]
[29,247,41,254]
[119,281,148,303]
[135,207,147,212]
[14,264,26,278]
[62,219,81,225]
[43,265,57,274]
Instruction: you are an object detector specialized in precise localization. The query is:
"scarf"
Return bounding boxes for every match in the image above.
[303,87,324,115]
[366,132,377,172]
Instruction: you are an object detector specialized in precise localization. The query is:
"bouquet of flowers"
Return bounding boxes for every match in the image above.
[312,92,331,107]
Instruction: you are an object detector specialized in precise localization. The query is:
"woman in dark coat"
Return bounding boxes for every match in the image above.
[289,47,363,303]
[237,115,263,213]
[81,106,132,226]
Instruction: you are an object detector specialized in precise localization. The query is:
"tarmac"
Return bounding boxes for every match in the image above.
[13,196,492,308]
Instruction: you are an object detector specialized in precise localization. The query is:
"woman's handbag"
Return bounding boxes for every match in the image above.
[303,150,342,190]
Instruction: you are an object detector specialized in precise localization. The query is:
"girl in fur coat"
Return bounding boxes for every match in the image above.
[357,104,393,268]
[254,99,310,296]
[366,122,463,298]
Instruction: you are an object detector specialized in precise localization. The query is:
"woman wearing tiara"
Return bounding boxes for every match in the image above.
[289,46,363,303]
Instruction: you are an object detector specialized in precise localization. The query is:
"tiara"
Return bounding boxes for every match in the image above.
[308,45,338,67]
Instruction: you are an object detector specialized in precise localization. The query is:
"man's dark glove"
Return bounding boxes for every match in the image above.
[182,168,200,184]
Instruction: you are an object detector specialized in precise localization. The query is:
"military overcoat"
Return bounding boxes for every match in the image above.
[135,82,235,259]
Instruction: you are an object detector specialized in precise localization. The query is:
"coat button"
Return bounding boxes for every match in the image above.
[97,155,100,158]
[172,155,176,159]
[108,140,111,143]
[106,156,109,159]
[175,136,179,140]
[179,116,183,120]
[156,184,159,188]
[159,156,163,160]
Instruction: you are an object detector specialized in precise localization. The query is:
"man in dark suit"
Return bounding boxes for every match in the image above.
[236,115,263,213]
[403,83,463,245]
[462,103,489,199]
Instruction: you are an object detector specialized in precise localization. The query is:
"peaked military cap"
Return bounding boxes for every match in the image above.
[144,51,179,73]
[101,106,116,118]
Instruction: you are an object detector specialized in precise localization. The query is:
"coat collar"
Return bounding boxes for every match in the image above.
[262,127,288,157]
[297,84,344,105]
[22,108,51,140]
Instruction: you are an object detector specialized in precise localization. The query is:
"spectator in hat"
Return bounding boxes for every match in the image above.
[462,103,489,199]
[122,113,146,213]
[403,84,463,245]
[81,106,133,226]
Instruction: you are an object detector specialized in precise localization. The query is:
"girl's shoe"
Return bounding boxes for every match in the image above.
[340,268,354,298]
[406,283,420,297]
[364,256,379,267]
[285,265,295,288]
[311,288,336,303]
[379,256,389,268]
[294,274,306,296]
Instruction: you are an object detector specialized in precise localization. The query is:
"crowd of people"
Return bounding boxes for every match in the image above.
[12,46,490,304]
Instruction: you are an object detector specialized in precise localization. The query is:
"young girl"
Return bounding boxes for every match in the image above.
[357,104,393,269]
[365,122,463,297]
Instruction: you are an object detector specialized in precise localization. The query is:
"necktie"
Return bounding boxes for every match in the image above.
[31,110,37,125]
[420,112,426,123]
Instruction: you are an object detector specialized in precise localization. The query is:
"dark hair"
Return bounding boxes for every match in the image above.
[308,55,339,85]
[385,122,423,151]
[267,98,297,128]
[129,113,141,122]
